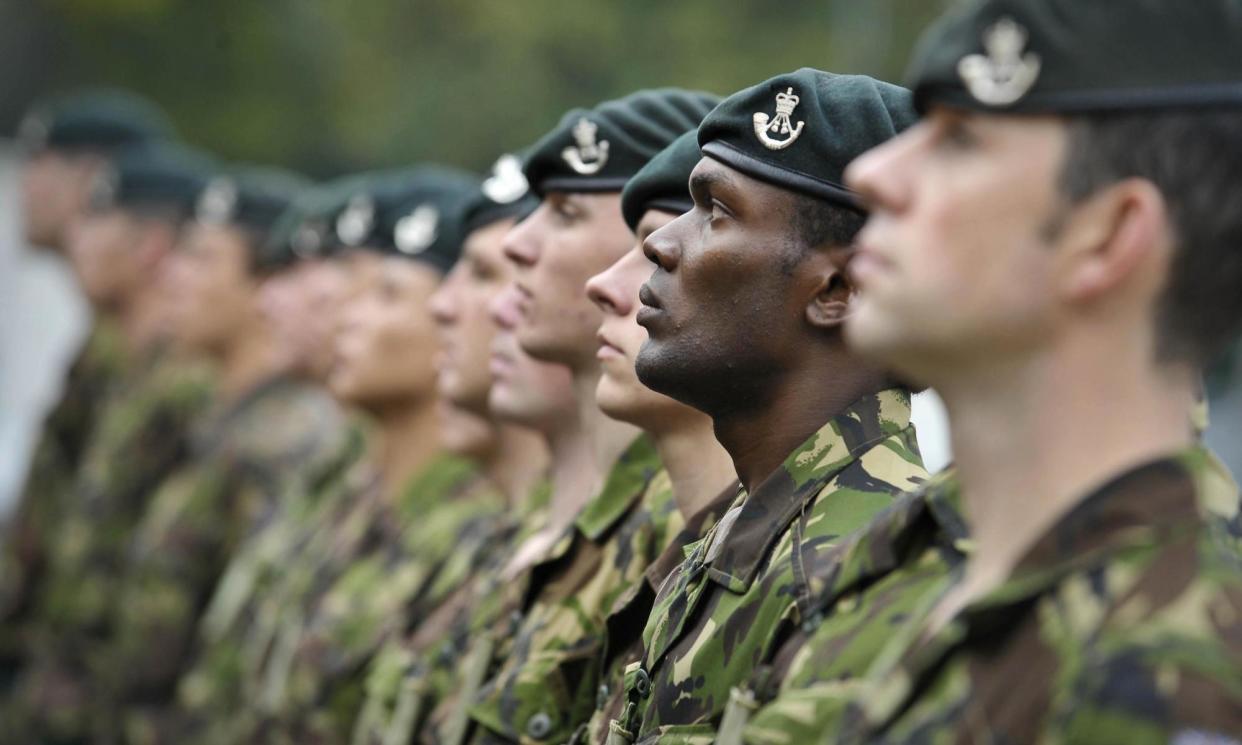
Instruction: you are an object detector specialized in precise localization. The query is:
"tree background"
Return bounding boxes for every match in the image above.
[0,0,950,177]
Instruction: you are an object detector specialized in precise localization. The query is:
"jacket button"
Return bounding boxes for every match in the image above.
[635,668,651,698]
[527,712,553,740]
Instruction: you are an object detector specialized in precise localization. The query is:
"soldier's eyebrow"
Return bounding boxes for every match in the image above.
[689,169,738,206]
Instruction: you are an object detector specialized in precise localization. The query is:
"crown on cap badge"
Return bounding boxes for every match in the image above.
[562,118,611,175]
[336,195,376,246]
[753,87,805,151]
[483,154,530,204]
[395,205,439,255]
[958,17,1042,107]
[197,178,238,225]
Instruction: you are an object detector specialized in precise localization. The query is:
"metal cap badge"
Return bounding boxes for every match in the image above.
[957,17,1041,107]
[196,177,239,225]
[753,87,806,151]
[394,204,439,256]
[482,154,530,204]
[336,195,376,247]
[561,118,611,175]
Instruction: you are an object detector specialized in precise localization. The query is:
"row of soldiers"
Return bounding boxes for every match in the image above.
[3,0,1242,743]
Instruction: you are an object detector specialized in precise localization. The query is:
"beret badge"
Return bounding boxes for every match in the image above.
[482,154,530,204]
[561,118,610,175]
[957,17,1042,107]
[753,87,806,151]
[395,204,439,256]
[337,195,376,247]
[197,178,238,225]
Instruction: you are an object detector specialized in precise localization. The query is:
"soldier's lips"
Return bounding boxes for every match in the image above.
[595,330,626,361]
[636,283,665,330]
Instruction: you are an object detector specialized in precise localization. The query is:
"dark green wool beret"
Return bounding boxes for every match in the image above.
[698,69,915,211]
[907,0,1242,114]
[523,88,720,195]
[264,176,367,265]
[620,130,702,232]
[195,167,308,265]
[88,142,214,221]
[461,153,539,237]
[18,88,174,155]
[334,166,480,274]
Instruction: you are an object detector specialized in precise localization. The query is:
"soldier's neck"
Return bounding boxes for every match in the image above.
[216,318,285,405]
[481,423,550,508]
[542,365,640,537]
[941,336,1197,588]
[713,357,886,494]
[374,396,444,500]
[649,410,737,521]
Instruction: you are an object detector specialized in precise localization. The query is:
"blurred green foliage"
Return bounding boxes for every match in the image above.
[15,0,950,177]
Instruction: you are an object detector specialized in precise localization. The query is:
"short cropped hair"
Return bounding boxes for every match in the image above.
[1059,109,1242,368]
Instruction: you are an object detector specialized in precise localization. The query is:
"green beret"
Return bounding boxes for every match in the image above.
[18,88,174,155]
[620,131,701,232]
[907,0,1242,114]
[334,166,481,274]
[87,142,214,221]
[263,176,366,266]
[461,153,539,237]
[523,88,720,195]
[195,167,308,260]
[698,69,915,211]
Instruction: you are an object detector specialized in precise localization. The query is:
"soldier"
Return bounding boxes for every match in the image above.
[811,0,1242,741]
[350,154,558,745]
[576,130,744,745]
[0,141,216,744]
[159,180,371,745]
[74,164,352,743]
[437,89,717,745]
[237,168,520,744]
[0,91,173,668]
[606,69,928,743]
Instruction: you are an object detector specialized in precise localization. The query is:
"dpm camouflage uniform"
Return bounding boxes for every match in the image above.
[248,453,507,745]
[0,320,128,672]
[350,483,551,745]
[830,447,1242,745]
[155,417,367,744]
[0,348,212,741]
[415,436,664,745]
[92,375,352,743]
[610,390,926,744]
[727,470,968,745]
[577,479,739,744]
[464,435,677,745]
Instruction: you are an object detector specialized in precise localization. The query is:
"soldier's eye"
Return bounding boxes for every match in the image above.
[940,119,980,150]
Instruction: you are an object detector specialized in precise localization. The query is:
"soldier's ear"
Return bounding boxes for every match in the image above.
[1055,178,1169,306]
[805,248,854,330]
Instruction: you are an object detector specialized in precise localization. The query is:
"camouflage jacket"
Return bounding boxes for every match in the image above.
[830,447,1242,745]
[250,453,506,745]
[612,390,927,744]
[734,471,968,745]
[464,435,674,745]
[0,320,128,632]
[350,483,551,745]
[578,480,740,745]
[168,417,368,743]
[96,375,352,738]
[24,350,213,663]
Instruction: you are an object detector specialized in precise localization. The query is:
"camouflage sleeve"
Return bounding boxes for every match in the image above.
[1052,619,1242,744]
